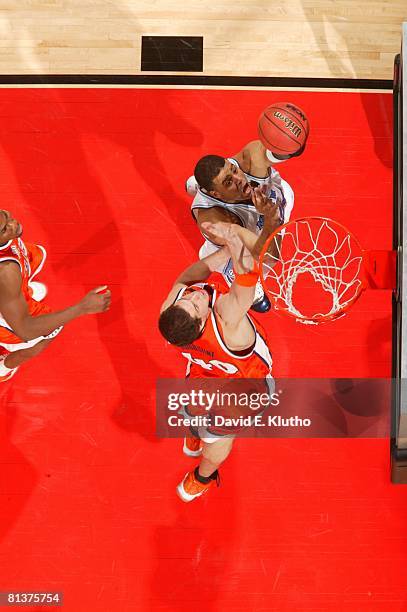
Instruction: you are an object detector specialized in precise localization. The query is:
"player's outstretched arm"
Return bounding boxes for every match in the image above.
[232,139,276,170]
[202,187,281,261]
[231,140,262,173]
[160,246,230,313]
[212,227,257,327]
[232,139,283,183]
[244,186,283,265]
[0,263,111,342]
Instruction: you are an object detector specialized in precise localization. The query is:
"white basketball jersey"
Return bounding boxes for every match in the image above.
[191,158,288,237]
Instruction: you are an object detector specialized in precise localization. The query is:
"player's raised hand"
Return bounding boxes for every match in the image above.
[201,221,252,271]
[201,221,238,245]
[251,187,280,220]
[79,286,111,314]
[252,188,282,232]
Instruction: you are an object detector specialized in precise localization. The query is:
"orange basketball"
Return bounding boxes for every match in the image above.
[258,102,309,155]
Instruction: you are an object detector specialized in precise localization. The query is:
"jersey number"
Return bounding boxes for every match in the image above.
[181,352,238,374]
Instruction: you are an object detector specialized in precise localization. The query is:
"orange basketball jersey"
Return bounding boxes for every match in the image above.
[0,237,49,339]
[174,281,272,379]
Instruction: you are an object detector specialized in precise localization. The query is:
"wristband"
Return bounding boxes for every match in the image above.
[234,261,259,287]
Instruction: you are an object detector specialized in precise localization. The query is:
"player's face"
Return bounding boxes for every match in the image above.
[210,161,251,203]
[0,210,23,244]
[177,289,210,322]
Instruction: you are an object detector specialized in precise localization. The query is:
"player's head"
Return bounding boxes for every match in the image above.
[159,289,210,346]
[194,155,251,203]
[0,210,23,245]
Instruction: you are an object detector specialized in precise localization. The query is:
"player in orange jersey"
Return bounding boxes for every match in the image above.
[159,192,279,502]
[0,209,111,382]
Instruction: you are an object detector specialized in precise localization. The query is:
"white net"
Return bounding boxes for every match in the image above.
[260,218,365,324]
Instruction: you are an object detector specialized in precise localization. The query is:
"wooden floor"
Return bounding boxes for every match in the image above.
[0,0,406,79]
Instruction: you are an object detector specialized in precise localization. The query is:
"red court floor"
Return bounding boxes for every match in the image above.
[0,88,404,611]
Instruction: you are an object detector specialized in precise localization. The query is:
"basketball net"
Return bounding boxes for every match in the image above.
[259,217,396,325]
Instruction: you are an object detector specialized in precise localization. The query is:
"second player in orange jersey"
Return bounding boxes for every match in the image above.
[0,209,111,382]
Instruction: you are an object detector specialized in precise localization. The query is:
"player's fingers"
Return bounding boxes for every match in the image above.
[262,200,280,221]
[201,221,219,235]
[257,189,268,202]
[251,189,263,205]
[93,285,108,294]
[100,295,111,311]
[267,198,279,210]
[203,221,229,238]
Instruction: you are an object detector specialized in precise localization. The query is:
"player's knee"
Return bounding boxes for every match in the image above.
[24,337,55,359]
[185,175,199,197]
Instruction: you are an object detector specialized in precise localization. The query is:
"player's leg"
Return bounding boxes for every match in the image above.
[177,436,234,502]
[0,336,55,382]
[0,299,63,382]
[199,436,234,477]
[280,178,295,223]
[3,338,54,369]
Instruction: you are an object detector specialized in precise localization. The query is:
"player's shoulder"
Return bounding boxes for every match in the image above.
[0,258,21,277]
[191,188,209,206]
[191,188,225,213]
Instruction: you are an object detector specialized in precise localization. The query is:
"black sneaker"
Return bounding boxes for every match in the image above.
[250,279,271,313]
[250,294,271,313]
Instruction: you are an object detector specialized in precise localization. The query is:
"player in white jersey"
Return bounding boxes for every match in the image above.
[186,139,295,312]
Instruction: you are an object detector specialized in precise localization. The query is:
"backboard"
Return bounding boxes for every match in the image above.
[391,23,407,482]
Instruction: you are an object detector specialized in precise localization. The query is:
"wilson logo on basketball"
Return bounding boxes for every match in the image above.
[273,111,302,138]
[286,103,307,123]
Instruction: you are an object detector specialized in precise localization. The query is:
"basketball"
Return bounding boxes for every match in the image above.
[258,102,309,155]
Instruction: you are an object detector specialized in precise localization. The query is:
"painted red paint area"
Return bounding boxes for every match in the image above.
[0,88,404,611]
